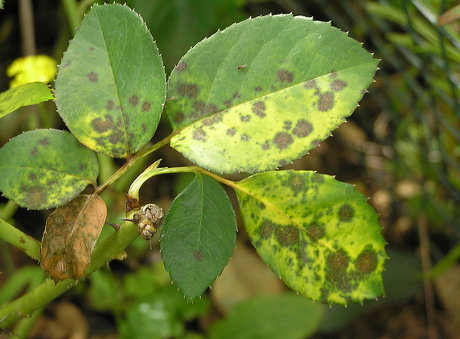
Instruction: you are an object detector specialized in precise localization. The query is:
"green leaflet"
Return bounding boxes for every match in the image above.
[209,293,325,339]
[0,129,99,210]
[166,14,378,173]
[160,173,236,298]
[0,82,53,119]
[236,170,386,305]
[55,4,166,158]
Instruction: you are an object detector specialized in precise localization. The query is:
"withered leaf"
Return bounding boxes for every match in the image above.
[40,194,107,281]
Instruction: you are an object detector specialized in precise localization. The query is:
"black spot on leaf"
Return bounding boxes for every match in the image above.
[261,141,270,150]
[273,132,293,150]
[356,247,378,274]
[177,83,199,98]
[106,100,115,111]
[193,250,203,261]
[318,92,334,112]
[306,223,325,240]
[192,127,207,141]
[175,60,187,72]
[226,128,236,136]
[304,79,316,89]
[91,115,114,133]
[293,119,313,137]
[326,249,352,291]
[252,101,266,118]
[141,102,152,112]
[258,219,276,239]
[287,172,307,194]
[277,69,294,83]
[129,95,139,106]
[109,128,125,144]
[283,121,292,130]
[338,203,354,222]
[331,79,347,91]
[87,72,98,83]
[240,134,250,142]
[38,137,50,145]
[274,225,299,246]
[240,114,251,122]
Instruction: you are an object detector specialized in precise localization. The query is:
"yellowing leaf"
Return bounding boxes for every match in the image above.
[236,170,386,304]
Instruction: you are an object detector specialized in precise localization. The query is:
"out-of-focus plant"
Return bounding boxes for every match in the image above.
[6,55,56,88]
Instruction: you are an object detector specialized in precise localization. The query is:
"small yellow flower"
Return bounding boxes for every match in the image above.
[7,55,57,88]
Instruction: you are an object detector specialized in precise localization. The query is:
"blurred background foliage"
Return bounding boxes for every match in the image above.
[0,0,459,338]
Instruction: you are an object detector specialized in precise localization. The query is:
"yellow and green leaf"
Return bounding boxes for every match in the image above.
[165,14,378,173]
[0,82,53,119]
[0,129,99,210]
[236,170,386,304]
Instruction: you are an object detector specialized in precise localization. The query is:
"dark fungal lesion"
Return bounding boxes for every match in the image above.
[331,79,347,91]
[355,246,379,274]
[175,60,188,72]
[326,248,352,292]
[141,102,152,112]
[38,137,50,145]
[226,127,236,136]
[318,92,334,112]
[192,127,207,141]
[129,95,139,106]
[87,72,98,83]
[338,203,354,222]
[177,82,199,99]
[292,119,313,137]
[252,101,266,118]
[91,115,114,133]
[276,69,294,83]
[273,132,293,150]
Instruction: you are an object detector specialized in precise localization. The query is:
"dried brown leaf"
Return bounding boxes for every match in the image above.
[40,194,107,281]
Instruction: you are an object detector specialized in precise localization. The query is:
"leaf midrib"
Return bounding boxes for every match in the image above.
[94,10,130,155]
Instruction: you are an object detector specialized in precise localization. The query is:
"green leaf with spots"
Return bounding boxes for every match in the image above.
[160,173,236,298]
[0,82,53,119]
[165,14,378,173]
[0,129,99,210]
[236,170,386,305]
[55,4,166,158]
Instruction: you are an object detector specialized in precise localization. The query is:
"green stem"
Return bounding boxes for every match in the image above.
[95,134,172,195]
[0,200,18,220]
[0,279,76,328]
[0,218,137,328]
[0,218,40,261]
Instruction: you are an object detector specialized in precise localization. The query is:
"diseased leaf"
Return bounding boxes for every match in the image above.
[209,293,326,339]
[0,129,99,210]
[0,82,53,119]
[160,173,236,298]
[236,170,386,304]
[40,194,107,281]
[165,14,378,173]
[55,3,166,158]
